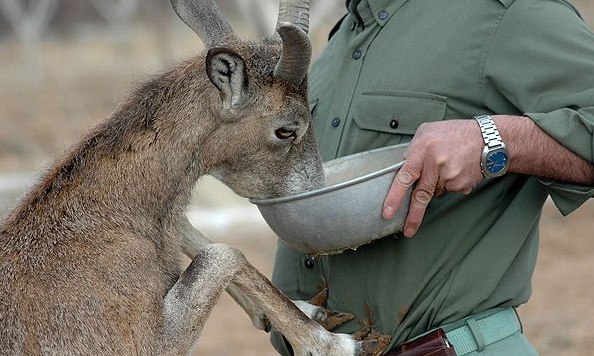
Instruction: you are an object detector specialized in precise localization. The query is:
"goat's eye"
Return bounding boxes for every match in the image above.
[275,128,297,140]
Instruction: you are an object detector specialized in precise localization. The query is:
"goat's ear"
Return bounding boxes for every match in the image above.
[206,48,248,110]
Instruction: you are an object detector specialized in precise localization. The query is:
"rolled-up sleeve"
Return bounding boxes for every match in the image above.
[482,0,594,214]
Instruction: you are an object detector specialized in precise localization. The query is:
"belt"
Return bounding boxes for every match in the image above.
[388,307,521,356]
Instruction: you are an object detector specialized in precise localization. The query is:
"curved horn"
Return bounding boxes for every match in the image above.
[170,0,237,47]
[275,0,310,34]
[273,24,312,86]
[273,0,311,85]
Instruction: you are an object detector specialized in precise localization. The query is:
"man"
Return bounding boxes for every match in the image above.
[271,0,594,354]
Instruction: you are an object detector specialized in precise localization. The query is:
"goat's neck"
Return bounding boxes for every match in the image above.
[4,63,217,238]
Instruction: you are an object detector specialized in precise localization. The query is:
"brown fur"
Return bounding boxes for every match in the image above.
[0,38,330,354]
[0,10,390,354]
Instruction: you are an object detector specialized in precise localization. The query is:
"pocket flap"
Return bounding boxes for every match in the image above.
[353,91,447,135]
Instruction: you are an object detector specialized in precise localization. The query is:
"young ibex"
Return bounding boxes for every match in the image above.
[0,0,390,355]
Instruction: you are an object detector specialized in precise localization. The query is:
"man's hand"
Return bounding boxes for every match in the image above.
[382,119,484,237]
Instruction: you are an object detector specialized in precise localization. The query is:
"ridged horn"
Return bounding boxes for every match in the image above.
[170,0,237,47]
[273,24,312,86]
[273,0,311,86]
[275,0,310,34]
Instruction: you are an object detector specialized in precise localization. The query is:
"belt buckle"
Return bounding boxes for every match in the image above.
[389,328,457,356]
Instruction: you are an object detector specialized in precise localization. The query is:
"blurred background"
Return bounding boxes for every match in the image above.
[0,1,593,355]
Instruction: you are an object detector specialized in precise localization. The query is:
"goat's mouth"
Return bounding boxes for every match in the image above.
[288,179,325,196]
[283,170,325,196]
[209,162,324,201]
[249,174,325,204]
[248,184,318,201]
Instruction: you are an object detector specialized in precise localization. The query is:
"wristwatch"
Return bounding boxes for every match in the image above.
[474,115,509,178]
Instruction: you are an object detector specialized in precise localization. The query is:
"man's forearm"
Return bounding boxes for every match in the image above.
[493,115,594,185]
[383,114,594,236]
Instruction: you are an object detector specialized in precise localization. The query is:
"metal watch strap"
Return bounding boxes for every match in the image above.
[475,115,505,150]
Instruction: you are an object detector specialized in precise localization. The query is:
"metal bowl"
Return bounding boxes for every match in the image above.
[250,143,411,256]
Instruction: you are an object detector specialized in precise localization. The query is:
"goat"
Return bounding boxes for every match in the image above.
[0,0,391,355]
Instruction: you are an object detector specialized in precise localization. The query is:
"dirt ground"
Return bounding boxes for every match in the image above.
[1,6,593,355]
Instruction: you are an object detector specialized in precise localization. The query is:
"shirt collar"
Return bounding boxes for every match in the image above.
[347,0,410,28]
[496,0,516,7]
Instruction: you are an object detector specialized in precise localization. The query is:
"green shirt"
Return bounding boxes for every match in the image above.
[272,0,594,351]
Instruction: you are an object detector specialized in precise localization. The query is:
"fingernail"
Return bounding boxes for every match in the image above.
[383,206,394,220]
[404,227,415,238]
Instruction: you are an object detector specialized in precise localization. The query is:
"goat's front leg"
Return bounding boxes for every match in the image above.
[161,243,247,354]
[178,218,272,330]
[161,242,351,355]
[164,238,388,355]
[229,255,391,355]
[178,217,211,255]
[178,217,350,332]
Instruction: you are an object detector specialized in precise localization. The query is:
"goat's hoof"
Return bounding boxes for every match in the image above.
[294,297,354,331]
[313,307,354,331]
[307,288,353,330]
[308,288,329,307]
[354,333,392,356]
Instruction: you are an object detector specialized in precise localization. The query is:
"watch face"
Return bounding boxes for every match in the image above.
[486,151,509,174]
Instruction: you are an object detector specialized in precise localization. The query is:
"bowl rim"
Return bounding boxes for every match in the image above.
[250,160,405,206]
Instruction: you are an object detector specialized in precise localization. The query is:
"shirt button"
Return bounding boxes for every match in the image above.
[378,10,389,20]
[331,117,341,127]
[352,49,362,60]
[390,118,399,129]
[304,257,315,269]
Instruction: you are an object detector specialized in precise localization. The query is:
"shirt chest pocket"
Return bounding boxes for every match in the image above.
[346,91,448,155]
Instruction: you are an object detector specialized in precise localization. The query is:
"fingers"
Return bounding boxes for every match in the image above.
[383,120,484,237]
[384,144,440,238]
[382,167,418,220]
[404,180,435,238]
